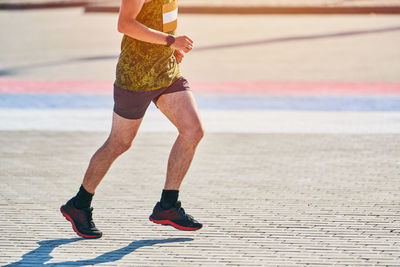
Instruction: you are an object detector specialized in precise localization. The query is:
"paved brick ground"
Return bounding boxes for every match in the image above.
[1,131,399,266]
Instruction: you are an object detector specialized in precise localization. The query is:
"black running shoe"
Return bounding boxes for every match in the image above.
[60,198,102,239]
[149,201,202,231]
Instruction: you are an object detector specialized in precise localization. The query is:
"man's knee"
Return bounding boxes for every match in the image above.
[105,138,132,155]
[180,123,204,144]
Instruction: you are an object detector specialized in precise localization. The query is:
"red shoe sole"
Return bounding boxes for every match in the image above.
[149,216,202,231]
[60,206,102,239]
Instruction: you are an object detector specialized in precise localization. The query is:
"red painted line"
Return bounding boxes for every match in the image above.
[192,81,400,95]
[149,216,201,231]
[1,79,400,95]
[60,206,101,239]
[0,79,113,94]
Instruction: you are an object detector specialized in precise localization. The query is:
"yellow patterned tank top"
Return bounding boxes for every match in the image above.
[114,0,181,92]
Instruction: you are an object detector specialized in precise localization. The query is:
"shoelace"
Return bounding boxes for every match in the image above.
[175,201,196,222]
[83,207,96,228]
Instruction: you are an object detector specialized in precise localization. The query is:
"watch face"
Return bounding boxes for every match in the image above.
[167,35,175,46]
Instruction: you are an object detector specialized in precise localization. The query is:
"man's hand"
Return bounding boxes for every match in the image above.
[174,49,184,63]
[171,35,193,53]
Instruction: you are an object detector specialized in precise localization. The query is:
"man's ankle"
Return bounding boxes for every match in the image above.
[73,185,94,209]
[160,189,179,209]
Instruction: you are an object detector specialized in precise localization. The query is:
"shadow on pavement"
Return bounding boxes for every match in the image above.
[1,25,399,76]
[5,237,193,266]
[195,25,400,51]
[0,55,119,77]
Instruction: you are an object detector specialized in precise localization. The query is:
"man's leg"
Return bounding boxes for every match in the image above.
[61,112,143,238]
[149,90,204,231]
[82,112,143,193]
[156,90,204,190]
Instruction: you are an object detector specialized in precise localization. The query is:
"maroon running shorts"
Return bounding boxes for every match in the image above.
[113,77,190,120]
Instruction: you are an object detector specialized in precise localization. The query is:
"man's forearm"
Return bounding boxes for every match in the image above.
[118,19,168,46]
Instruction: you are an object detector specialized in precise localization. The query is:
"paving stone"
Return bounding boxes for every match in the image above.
[0,132,399,265]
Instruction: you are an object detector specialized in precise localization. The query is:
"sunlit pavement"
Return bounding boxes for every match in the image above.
[1,9,400,266]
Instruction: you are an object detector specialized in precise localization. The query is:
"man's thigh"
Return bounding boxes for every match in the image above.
[155,90,202,131]
[108,112,143,145]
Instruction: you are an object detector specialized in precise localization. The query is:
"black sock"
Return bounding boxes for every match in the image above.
[160,189,179,209]
[73,185,94,209]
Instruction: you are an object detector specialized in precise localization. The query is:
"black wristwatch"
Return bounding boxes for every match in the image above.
[165,35,175,47]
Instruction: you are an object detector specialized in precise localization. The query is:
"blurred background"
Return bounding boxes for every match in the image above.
[1,0,400,82]
[1,0,400,131]
[0,0,400,132]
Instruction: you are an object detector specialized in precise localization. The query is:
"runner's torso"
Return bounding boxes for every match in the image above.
[114,0,181,92]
